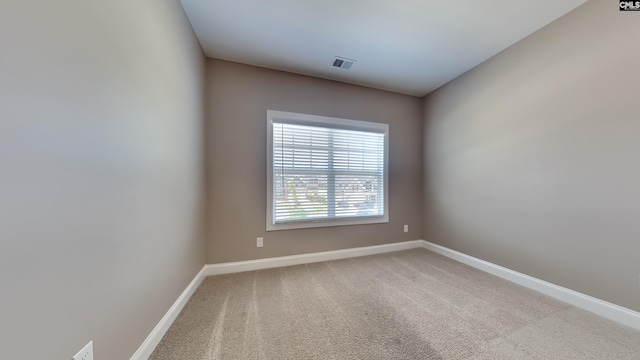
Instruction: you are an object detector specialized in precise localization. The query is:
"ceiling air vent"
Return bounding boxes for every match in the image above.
[332,56,356,70]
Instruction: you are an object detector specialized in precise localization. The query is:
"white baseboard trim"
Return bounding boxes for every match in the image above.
[130,266,208,360]
[203,240,424,277]
[421,240,640,331]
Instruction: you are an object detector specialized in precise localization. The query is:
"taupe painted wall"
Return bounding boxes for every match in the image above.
[422,0,640,312]
[206,59,423,263]
[0,1,206,359]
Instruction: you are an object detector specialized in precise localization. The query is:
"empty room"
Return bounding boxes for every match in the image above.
[2,0,640,359]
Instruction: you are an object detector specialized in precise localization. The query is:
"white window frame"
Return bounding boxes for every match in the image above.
[266,110,389,231]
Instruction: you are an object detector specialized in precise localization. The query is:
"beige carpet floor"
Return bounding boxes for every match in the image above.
[150,249,640,359]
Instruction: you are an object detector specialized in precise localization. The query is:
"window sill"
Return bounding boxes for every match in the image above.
[266,215,389,231]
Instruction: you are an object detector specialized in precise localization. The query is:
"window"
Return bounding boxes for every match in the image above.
[267,110,388,231]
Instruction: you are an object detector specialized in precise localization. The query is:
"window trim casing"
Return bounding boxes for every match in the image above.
[266,110,389,231]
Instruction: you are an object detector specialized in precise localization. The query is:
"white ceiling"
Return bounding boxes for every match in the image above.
[180,0,587,97]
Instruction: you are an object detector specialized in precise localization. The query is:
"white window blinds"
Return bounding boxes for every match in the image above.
[267,111,388,230]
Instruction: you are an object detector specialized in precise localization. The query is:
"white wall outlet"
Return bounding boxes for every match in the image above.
[404,225,408,233]
[257,237,263,248]
[72,341,93,360]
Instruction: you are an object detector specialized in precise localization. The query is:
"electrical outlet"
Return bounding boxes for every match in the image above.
[72,341,93,360]
[257,237,263,248]
[403,225,408,233]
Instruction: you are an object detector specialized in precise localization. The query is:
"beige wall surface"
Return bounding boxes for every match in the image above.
[422,0,640,312]
[0,1,206,359]
[206,59,423,263]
